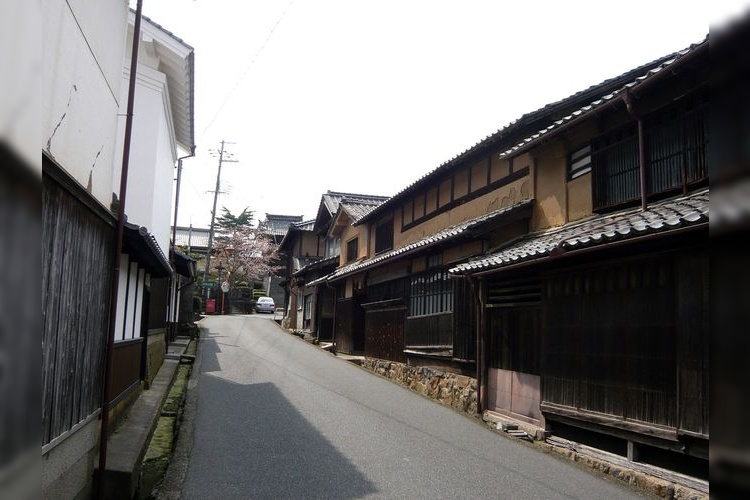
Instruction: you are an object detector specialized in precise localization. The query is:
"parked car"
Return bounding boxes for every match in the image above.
[255,296,275,314]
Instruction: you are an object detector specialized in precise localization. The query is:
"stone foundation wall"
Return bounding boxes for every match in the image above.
[362,358,477,414]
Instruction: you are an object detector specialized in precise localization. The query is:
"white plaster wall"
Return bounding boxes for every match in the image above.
[123,261,139,339]
[43,0,128,206]
[113,254,129,341]
[112,64,176,257]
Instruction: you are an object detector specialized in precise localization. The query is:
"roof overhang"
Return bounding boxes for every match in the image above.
[316,199,533,285]
[124,222,173,278]
[171,248,196,278]
[133,12,195,154]
[450,190,708,277]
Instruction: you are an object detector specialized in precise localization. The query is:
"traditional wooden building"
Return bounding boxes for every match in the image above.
[451,38,708,468]
[289,191,387,341]
[311,38,708,473]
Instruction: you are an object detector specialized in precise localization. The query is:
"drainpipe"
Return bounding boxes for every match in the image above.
[98,1,143,498]
[624,89,648,210]
[465,273,484,414]
[168,147,196,340]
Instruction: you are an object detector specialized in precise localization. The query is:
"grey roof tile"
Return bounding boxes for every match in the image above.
[450,189,708,275]
[308,199,533,286]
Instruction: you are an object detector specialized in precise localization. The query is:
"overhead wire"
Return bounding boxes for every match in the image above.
[198,0,296,142]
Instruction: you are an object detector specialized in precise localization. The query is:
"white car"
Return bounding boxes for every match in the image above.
[255,296,275,313]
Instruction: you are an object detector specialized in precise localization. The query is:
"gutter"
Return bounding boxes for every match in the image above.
[98,1,143,497]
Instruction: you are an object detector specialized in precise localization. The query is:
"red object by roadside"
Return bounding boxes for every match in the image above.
[205,298,216,314]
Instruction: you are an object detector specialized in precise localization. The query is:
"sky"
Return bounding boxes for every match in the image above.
[134,0,745,229]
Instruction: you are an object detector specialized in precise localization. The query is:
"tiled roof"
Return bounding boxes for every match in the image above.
[261,214,304,237]
[173,226,210,249]
[355,38,707,227]
[277,219,317,251]
[450,189,708,275]
[292,219,316,231]
[321,191,389,216]
[497,41,706,161]
[340,197,386,222]
[308,199,533,286]
[293,255,340,277]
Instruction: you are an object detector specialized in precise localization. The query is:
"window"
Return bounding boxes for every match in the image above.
[568,144,592,180]
[324,236,340,258]
[409,269,453,317]
[375,218,394,254]
[592,93,707,211]
[346,237,358,262]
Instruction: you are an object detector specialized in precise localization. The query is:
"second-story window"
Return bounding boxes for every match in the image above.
[325,236,340,258]
[346,237,358,263]
[568,144,592,180]
[375,218,394,254]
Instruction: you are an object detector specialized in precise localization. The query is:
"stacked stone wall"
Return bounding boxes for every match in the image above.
[362,358,477,414]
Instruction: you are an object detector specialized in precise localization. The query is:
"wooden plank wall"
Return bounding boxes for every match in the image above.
[42,174,114,445]
[364,306,406,363]
[452,277,476,361]
[405,313,452,349]
[542,256,678,429]
[334,298,353,353]
[109,339,144,404]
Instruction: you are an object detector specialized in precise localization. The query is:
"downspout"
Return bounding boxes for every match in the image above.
[168,149,195,340]
[465,273,484,414]
[624,89,648,210]
[98,1,143,498]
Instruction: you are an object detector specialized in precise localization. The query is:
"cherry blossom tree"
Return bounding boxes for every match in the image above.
[210,226,280,289]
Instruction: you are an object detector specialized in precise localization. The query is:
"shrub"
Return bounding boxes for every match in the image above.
[192,295,202,312]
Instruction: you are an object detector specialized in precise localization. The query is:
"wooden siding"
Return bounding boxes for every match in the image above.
[405,313,452,350]
[364,303,406,363]
[452,278,476,361]
[109,339,143,404]
[542,256,679,430]
[334,297,364,354]
[674,251,709,437]
[43,173,114,445]
[487,306,541,375]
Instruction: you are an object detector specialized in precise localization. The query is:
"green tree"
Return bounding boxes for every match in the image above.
[215,207,254,239]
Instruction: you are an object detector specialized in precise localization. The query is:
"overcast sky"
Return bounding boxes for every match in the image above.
[136,0,743,228]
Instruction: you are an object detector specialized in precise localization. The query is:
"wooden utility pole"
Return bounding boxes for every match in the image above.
[203,140,237,292]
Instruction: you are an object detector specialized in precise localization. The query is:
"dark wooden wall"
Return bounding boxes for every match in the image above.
[109,339,143,405]
[43,173,114,445]
[452,277,476,361]
[542,255,680,430]
[334,297,364,354]
[405,313,452,349]
[364,305,406,363]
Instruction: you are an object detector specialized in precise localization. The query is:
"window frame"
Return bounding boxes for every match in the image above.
[374,218,394,255]
[346,237,359,263]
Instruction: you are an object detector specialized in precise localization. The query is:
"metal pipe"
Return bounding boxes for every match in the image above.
[172,146,196,247]
[98,2,143,497]
[465,274,483,413]
[637,118,648,210]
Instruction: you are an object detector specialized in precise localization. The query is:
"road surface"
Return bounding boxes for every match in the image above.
[173,314,641,499]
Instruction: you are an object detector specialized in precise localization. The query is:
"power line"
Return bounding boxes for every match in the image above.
[198,0,296,142]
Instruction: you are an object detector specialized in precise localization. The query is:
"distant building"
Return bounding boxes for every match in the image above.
[258,214,304,305]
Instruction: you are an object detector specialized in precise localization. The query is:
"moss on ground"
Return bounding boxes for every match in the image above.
[162,365,191,414]
[139,343,197,498]
[140,416,176,498]
[185,339,197,356]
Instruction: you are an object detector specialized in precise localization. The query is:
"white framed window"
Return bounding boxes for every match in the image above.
[568,144,592,179]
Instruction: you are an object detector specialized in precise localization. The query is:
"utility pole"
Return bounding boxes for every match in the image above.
[203,140,237,293]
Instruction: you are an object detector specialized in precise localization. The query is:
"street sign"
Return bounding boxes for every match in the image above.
[221,281,230,293]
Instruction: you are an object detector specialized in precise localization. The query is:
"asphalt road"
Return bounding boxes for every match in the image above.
[175,314,642,499]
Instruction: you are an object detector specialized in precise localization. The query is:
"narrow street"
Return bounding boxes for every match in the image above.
[164,315,641,499]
